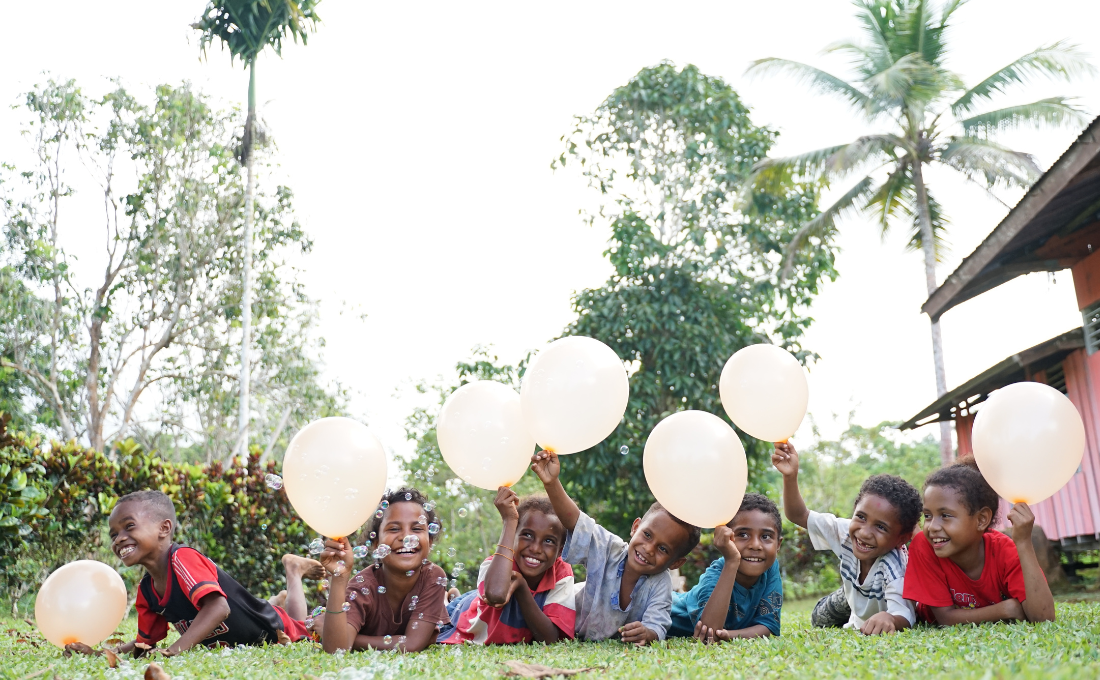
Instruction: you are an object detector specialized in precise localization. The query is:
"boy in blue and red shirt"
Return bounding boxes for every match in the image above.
[72,490,323,656]
[439,488,575,645]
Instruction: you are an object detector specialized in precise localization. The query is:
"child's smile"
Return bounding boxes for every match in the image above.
[921,485,988,565]
[728,508,780,586]
[377,501,432,573]
[109,501,169,569]
[847,494,906,565]
[626,510,688,576]
[514,510,563,585]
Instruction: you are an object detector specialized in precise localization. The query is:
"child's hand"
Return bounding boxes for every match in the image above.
[1007,502,1035,543]
[492,571,528,609]
[494,486,520,523]
[859,612,897,635]
[319,537,351,579]
[771,442,799,477]
[530,450,560,485]
[692,622,732,643]
[713,525,741,563]
[619,622,658,646]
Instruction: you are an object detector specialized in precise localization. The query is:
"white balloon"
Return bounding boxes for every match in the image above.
[520,336,629,455]
[643,410,748,528]
[437,381,535,490]
[36,560,128,648]
[719,344,808,442]
[283,418,388,538]
[972,382,1085,504]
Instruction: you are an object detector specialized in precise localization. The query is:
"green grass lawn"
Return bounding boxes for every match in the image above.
[4,598,1100,679]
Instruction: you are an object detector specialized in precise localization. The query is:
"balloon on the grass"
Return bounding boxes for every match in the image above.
[520,336,629,454]
[719,344,808,442]
[437,380,534,489]
[36,560,128,648]
[283,417,388,538]
[972,382,1085,504]
[643,410,748,528]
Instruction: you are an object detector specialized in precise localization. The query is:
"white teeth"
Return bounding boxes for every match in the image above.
[119,546,135,558]
[523,557,541,567]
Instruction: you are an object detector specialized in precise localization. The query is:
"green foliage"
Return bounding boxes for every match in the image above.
[4,600,1100,678]
[194,0,321,65]
[0,415,314,609]
[554,62,837,537]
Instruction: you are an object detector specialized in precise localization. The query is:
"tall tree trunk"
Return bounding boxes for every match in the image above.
[912,160,954,465]
[236,60,257,460]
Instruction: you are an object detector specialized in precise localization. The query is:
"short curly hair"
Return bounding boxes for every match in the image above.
[516,494,566,544]
[731,492,782,533]
[115,490,177,534]
[367,486,440,542]
[643,502,702,561]
[855,474,923,534]
[922,455,1000,531]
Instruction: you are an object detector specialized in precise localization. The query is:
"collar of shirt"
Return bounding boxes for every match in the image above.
[608,554,647,611]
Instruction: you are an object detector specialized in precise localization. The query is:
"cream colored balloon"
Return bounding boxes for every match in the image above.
[521,336,629,454]
[972,382,1085,504]
[437,381,535,490]
[643,410,748,528]
[719,344,809,442]
[283,417,388,538]
[36,560,128,647]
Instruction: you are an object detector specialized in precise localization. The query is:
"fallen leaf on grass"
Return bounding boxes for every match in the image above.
[106,638,124,646]
[23,619,34,628]
[144,662,170,680]
[134,642,153,651]
[105,648,119,668]
[501,661,600,678]
[62,642,100,657]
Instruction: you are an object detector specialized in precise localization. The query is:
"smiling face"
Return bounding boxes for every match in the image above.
[729,509,781,586]
[109,501,173,568]
[848,494,909,564]
[922,484,991,560]
[514,510,564,584]
[626,509,690,576]
[378,501,432,575]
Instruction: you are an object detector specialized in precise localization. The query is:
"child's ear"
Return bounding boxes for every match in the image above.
[976,507,993,532]
[669,556,688,571]
[630,518,641,536]
[159,519,174,539]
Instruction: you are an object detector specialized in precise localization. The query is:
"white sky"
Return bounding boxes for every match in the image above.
[3,1,1098,467]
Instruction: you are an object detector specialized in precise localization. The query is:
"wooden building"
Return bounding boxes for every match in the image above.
[902,116,1100,549]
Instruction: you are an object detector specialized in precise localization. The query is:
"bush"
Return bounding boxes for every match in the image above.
[0,414,314,611]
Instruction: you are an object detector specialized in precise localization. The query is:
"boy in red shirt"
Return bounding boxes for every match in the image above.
[70,490,323,656]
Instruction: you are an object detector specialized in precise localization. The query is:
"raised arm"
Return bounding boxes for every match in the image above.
[531,451,580,532]
[1008,503,1056,623]
[695,526,740,639]
[772,442,808,529]
[166,593,230,654]
[318,537,358,654]
[483,486,521,606]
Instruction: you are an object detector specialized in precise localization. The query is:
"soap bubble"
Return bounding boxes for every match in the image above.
[403,535,420,550]
[423,501,435,512]
[321,579,330,589]
[380,500,390,510]
[405,570,415,576]
[457,508,468,518]
[265,473,283,490]
[418,514,427,525]
[397,635,406,647]
[347,590,357,601]
[410,621,418,630]
[422,558,430,565]
[383,635,392,645]
[447,548,456,557]
[305,617,314,629]
[342,601,351,612]
[373,544,391,560]
[620,445,629,455]
[374,509,384,519]
[455,562,465,570]
[308,538,324,555]
[261,523,267,530]
[353,574,364,584]
[377,585,387,594]
[404,493,412,500]
[361,588,371,596]
[410,595,419,606]
[428,523,440,535]
[352,545,368,559]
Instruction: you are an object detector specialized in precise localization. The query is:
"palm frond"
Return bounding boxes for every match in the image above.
[907,187,950,262]
[939,136,1041,190]
[952,42,1097,115]
[960,97,1090,138]
[864,161,914,239]
[746,58,872,114]
[780,175,877,279]
[754,135,903,185]
[865,53,944,105]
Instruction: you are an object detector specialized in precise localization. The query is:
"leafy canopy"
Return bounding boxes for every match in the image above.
[194,0,321,65]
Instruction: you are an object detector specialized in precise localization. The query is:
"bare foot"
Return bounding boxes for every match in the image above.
[268,589,287,608]
[283,554,325,580]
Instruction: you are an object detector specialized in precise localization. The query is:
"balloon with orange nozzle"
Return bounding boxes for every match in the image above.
[719,344,808,443]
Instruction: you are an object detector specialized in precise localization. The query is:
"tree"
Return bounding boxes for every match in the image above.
[194,0,321,457]
[0,79,339,460]
[553,63,838,536]
[747,0,1094,463]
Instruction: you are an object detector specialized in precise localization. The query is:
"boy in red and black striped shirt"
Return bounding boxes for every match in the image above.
[73,490,323,656]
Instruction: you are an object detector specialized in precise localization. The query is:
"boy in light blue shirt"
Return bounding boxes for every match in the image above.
[669,493,784,640]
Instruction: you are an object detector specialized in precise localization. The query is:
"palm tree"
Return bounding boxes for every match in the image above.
[194,0,320,458]
[748,0,1093,464]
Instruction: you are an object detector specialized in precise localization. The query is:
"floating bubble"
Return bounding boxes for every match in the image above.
[418,612,424,619]
[449,579,457,588]
[404,493,412,501]
[321,579,330,589]
[380,500,390,510]
[309,538,324,555]
[261,523,267,530]
[403,535,420,550]
[347,590,357,601]
[447,548,456,557]
[427,523,440,535]
[423,501,435,512]
[383,635,392,645]
[377,585,387,594]
[373,544,391,560]
[265,473,283,490]
[455,562,465,570]
[311,605,325,618]
[411,595,419,606]
[361,588,371,596]
[410,621,418,630]
[405,569,415,576]
[342,601,351,612]
[422,558,430,565]
[345,487,358,500]
[369,531,377,540]
[457,508,468,518]
[332,565,344,577]
[374,509,384,519]
[417,514,427,525]
[352,545,368,559]
[398,635,406,646]
[620,445,629,456]
[353,574,365,584]
[305,617,314,629]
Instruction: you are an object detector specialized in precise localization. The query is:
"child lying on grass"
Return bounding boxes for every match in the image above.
[317,487,449,653]
[69,490,323,656]
[439,487,575,645]
[774,442,922,635]
[531,450,700,646]
[904,455,1055,625]
[668,493,784,642]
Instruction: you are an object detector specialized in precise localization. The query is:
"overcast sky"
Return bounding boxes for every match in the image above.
[3,1,1098,468]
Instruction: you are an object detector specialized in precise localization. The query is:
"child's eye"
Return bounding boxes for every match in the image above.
[644,531,652,539]
[659,545,668,554]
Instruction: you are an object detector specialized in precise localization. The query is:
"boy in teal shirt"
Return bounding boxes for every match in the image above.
[669,493,783,640]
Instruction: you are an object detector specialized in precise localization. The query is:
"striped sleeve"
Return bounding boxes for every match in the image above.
[172,547,226,608]
[541,559,576,639]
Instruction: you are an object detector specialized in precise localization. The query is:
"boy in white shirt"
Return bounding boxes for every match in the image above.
[773,442,921,635]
